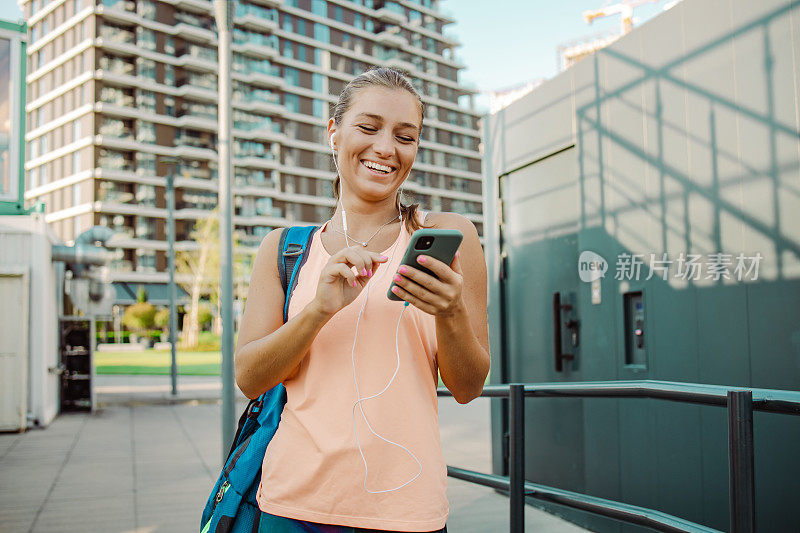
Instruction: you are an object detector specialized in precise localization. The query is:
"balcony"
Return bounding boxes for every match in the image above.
[375,7,405,25]
[99,26,136,46]
[167,0,212,15]
[178,45,218,72]
[234,31,279,60]
[375,29,407,49]
[234,3,278,33]
[98,0,138,25]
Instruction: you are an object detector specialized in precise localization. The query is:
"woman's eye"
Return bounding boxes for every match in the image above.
[358,125,376,132]
[399,136,415,142]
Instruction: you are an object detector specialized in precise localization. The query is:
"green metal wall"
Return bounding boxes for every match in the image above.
[483,0,800,531]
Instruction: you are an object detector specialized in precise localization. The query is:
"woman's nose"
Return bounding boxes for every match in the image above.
[372,131,394,156]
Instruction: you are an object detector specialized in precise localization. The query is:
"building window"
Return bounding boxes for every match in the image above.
[312,72,323,93]
[284,94,299,113]
[136,152,156,176]
[164,35,175,55]
[314,23,329,43]
[73,119,81,141]
[28,168,39,189]
[284,66,299,87]
[137,121,156,143]
[72,151,80,174]
[163,64,174,85]
[311,0,326,17]
[137,90,156,113]
[282,40,293,58]
[164,95,175,116]
[313,99,324,118]
[137,58,156,80]
[137,27,156,51]
[135,249,157,272]
[138,0,156,20]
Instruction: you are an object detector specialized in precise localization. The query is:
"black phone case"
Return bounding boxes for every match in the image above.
[387,228,463,301]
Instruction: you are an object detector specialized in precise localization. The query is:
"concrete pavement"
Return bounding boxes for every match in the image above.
[0,375,587,532]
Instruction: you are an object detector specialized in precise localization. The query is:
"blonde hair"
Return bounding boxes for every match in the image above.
[331,66,430,234]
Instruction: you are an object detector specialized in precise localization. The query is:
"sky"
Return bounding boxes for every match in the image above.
[0,0,671,113]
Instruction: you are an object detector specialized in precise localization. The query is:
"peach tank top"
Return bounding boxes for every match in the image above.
[256,210,449,531]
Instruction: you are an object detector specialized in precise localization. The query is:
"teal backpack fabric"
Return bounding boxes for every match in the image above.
[201,225,319,533]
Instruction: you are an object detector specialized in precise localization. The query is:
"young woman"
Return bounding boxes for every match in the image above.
[235,67,490,533]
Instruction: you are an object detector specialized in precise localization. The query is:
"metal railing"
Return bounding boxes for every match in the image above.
[436,380,800,533]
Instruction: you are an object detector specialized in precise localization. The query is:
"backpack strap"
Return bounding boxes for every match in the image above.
[277,225,319,323]
[224,225,318,460]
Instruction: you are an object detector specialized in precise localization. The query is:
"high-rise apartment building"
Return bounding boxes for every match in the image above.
[20,0,483,304]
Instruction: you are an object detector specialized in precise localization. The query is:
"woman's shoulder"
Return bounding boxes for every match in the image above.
[423,210,478,234]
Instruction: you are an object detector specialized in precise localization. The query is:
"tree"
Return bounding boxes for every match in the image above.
[175,208,219,348]
[175,208,252,348]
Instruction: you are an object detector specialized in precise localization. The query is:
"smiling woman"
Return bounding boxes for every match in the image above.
[234,67,489,533]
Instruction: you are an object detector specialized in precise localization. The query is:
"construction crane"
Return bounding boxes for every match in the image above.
[558,0,663,71]
[583,0,660,35]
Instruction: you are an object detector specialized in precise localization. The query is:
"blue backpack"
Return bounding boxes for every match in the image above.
[201,225,319,533]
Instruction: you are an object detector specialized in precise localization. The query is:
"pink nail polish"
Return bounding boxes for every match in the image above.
[394,274,402,282]
[380,255,388,260]
[418,256,426,263]
[391,286,399,293]
[368,269,372,277]
[399,266,407,274]
[362,268,367,276]
[352,279,356,287]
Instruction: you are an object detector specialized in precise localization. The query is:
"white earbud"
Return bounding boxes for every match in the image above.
[330,132,336,152]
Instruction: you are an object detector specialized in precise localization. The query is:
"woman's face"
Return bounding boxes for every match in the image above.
[329,86,422,202]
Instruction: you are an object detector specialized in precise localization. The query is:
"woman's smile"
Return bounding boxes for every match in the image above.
[360,158,396,176]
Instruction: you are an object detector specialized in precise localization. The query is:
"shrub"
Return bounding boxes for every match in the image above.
[122,302,157,333]
[154,308,170,329]
[198,304,213,327]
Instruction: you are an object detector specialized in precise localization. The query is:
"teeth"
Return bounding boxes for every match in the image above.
[363,160,393,173]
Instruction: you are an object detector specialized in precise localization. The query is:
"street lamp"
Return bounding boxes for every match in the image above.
[159,155,180,397]
[213,0,236,462]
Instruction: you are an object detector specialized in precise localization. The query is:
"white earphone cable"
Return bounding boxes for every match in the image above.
[330,134,422,493]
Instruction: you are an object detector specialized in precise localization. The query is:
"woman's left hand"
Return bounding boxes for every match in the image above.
[390,251,464,317]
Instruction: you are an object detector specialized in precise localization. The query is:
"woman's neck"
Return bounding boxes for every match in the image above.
[330,201,401,240]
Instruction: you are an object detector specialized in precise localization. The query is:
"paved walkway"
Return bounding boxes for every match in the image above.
[0,375,587,532]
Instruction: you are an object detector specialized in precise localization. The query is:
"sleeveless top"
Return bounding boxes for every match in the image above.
[256,210,449,532]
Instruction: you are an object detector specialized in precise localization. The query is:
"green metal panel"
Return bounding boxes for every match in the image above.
[484,0,800,531]
[0,18,28,215]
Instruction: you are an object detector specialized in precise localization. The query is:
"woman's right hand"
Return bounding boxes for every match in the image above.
[312,246,389,317]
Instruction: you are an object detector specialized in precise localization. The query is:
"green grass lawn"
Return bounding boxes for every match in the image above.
[95,350,222,376]
[96,349,490,387]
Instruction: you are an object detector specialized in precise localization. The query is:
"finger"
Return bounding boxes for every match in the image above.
[390,284,437,315]
[450,249,463,275]
[393,272,444,307]
[370,253,389,274]
[337,247,372,277]
[331,264,358,287]
[414,254,457,284]
[396,264,448,295]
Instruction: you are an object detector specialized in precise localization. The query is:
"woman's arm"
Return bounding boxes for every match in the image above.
[389,212,490,403]
[235,228,389,400]
[234,228,331,399]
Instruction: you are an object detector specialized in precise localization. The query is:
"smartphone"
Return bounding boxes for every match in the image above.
[387,228,463,301]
